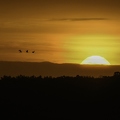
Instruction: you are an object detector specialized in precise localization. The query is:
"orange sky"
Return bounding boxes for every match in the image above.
[0,0,120,65]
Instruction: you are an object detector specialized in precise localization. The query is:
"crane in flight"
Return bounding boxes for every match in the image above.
[26,50,28,53]
[32,51,35,53]
[18,50,35,53]
[19,50,22,53]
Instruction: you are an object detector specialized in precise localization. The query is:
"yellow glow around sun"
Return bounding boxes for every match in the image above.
[81,56,110,65]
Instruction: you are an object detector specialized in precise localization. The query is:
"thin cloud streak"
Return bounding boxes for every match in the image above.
[48,18,109,22]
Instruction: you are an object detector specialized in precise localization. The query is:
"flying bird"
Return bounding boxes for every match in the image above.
[26,50,28,53]
[32,51,35,53]
[19,50,22,53]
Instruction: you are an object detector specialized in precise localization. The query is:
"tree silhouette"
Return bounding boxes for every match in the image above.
[0,72,120,119]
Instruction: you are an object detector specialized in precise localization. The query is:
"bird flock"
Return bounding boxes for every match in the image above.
[19,50,35,53]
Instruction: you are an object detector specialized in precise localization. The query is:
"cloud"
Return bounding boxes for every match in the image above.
[0,17,109,34]
[48,18,109,22]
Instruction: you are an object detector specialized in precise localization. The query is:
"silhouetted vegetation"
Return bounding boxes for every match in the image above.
[0,73,120,119]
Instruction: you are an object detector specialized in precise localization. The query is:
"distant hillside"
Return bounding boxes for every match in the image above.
[0,61,120,77]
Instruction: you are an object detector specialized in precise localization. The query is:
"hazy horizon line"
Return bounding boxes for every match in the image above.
[0,60,119,66]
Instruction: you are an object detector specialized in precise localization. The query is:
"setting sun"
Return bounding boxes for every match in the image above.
[81,56,111,65]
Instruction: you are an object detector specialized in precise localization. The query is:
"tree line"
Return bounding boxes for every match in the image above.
[0,73,120,119]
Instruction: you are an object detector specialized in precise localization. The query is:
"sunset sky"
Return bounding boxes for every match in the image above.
[0,0,120,65]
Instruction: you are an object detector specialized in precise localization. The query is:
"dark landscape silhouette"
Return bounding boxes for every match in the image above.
[0,72,120,119]
[0,61,120,78]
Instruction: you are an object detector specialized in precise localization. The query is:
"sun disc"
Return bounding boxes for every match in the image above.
[81,56,110,65]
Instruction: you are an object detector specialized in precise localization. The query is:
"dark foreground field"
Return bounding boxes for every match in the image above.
[0,75,120,119]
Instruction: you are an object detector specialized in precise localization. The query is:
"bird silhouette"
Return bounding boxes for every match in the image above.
[19,50,22,53]
[32,51,35,53]
[26,50,28,53]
